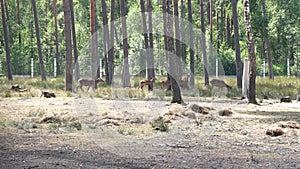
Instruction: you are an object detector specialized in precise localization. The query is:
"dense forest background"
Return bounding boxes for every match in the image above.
[0,0,299,79]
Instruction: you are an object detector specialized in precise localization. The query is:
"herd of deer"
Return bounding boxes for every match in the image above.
[76,75,232,92]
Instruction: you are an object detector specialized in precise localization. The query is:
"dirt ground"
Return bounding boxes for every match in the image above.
[0,96,300,168]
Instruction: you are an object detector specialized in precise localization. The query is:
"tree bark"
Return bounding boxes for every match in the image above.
[163,0,169,80]
[147,0,155,90]
[90,0,99,82]
[174,0,182,77]
[108,0,115,85]
[69,0,79,81]
[166,0,183,104]
[200,0,209,86]
[62,0,73,91]
[226,9,231,46]
[232,0,242,88]
[17,0,21,44]
[4,1,13,43]
[53,0,61,76]
[0,0,13,80]
[187,0,194,87]
[244,0,257,104]
[120,0,130,87]
[180,0,186,65]
[101,0,109,84]
[32,0,46,81]
[261,0,273,80]
[209,0,213,59]
[140,0,150,82]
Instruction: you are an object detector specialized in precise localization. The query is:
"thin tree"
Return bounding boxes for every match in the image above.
[244,0,257,104]
[69,0,79,81]
[225,8,231,46]
[174,0,182,76]
[262,0,273,80]
[187,0,194,86]
[200,0,209,86]
[209,0,213,58]
[0,0,12,80]
[120,0,130,87]
[17,0,21,44]
[108,0,115,85]
[147,0,155,89]
[62,0,73,91]
[232,0,242,88]
[101,0,109,84]
[32,0,46,81]
[166,0,183,104]
[4,1,12,43]
[180,0,186,65]
[163,0,169,80]
[53,0,61,76]
[90,0,99,82]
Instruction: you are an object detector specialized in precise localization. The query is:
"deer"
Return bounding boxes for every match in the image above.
[161,79,170,89]
[138,77,157,90]
[179,75,190,89]
[76,78,104,91]
[210,79,232,90]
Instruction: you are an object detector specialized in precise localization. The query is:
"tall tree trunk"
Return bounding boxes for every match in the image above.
[63,0,73,91]
[17,0,21,44]
[90,0,99,82]
[53,0,61,76]
[147,0,155,90]
[69,0,79,81]
[163,0,169,80]
[261,0,273,80]
[216,3,220,51]
[244,0,257,104]
[174,0,182,77]
[120,0,130,87]
[4,1,13,43]
[101,0,109,84]
[187,0,194,87]
[226,9,231,46]
[180,0,186,65]
[209,0,213,58]
[232,0,242,88]
[200,0,209,86]
[32,0,46,81]
[166,0,183,104]
[0,0,12,80]
[108,0,115,85]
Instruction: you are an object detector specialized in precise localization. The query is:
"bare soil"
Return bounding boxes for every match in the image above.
[0,97,300,168]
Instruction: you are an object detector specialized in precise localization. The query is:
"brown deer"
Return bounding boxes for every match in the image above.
[138,77,157,90]
[76,78,104,91]
[161,79,170,89]
[210,79,232,90]
[179,75,190,88]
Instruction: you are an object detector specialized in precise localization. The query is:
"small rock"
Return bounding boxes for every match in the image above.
[280,96,292,103]
[181,111,196,119]
[266,128,284,137]
[188,104,212,114]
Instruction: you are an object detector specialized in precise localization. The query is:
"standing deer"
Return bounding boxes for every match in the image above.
[138,77,157,90]
[210,79,232,90]
[76,78,104,91]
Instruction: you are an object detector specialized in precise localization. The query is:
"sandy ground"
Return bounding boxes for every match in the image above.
[0,96,300,168]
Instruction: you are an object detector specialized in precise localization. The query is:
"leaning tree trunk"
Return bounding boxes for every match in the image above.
[0,0,12,80]
[69,0,79,81]
[53,0,61,76]
[262,0,273,80]
[187,0,194,87]
[32,0,46,81]
[200,0,209,86]
[120,0,130,87]
[166,0,183,104]
[62,0,73,91]
[244,0,257,104]
[232,0,242,88]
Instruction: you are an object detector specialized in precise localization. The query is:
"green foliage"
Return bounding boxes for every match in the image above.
[151,116,168,132]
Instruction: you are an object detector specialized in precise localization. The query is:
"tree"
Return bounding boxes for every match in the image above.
[140,0,150,81]
[69,0,79,81]
[180,0,186,65]
[166,0,183,104]
[32,0,46,81]
[244,0,257,104]
[232,0,242,88]
[0,0,12,80]
[120,0,130,87]
[147,0,155,90]
[4,0,12,43]
[17,0,21,44]
[173,0,182,76]
[187,0,194,87]
[209,0,213,58]
[63,0,73,91]
[200,0,209,86]
[53,0,61,76]
[108,0,116,85]
[262,0,274,80]
[101,0,109,84]
[90,0,98,81]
